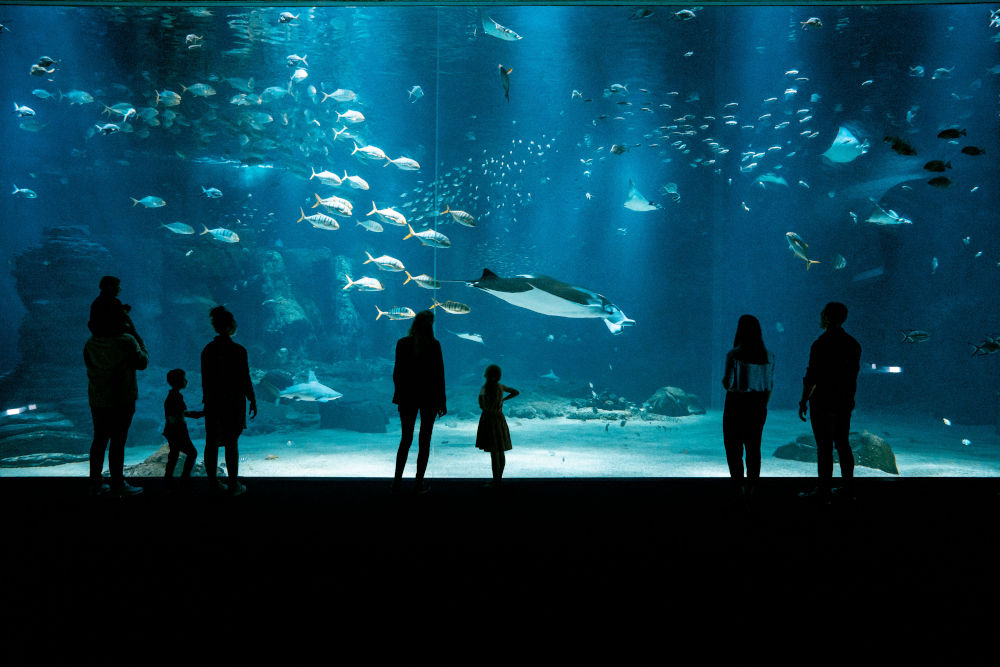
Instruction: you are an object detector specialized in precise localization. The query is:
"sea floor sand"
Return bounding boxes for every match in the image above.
[4,408,998,479]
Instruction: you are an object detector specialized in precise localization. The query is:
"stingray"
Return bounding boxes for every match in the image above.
[624,179,662,212]
[810,121,925,225]
[468,269,635,334]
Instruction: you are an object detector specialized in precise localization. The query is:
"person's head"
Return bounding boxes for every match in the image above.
[484,364,502,384]
[99,275,121,296]
[733,314,763,349]
[210,305,237,336]
[166,368,187,389]
[821,302,848,329]
[409,309,434,339]
[732,314,767,363]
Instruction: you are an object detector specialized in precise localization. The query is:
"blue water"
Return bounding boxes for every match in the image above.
[1,3,998,455]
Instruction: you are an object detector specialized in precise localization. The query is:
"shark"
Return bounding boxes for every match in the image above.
[276,370,343,404]
[468,269,635,334]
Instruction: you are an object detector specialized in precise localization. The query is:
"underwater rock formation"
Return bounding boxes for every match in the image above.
[258,250,313,348]
[0,452,89,468]
[12,226,114,359]
[123,443,221,478]
[773,431,900,475]
[644,386,706,417]
[0,409,90,458]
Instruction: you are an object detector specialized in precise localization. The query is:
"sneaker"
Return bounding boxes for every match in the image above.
[111,481,143,497]
[229,481,246,497]
[90,482,110,497]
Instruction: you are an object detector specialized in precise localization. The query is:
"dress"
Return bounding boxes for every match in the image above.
[475,384,512,453]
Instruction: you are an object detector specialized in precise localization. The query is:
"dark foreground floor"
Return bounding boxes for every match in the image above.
[3,476,998,655]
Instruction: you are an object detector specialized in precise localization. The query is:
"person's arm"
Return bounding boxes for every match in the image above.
[242,346,257,419]
[436,341,446,416]
[799,344,816,421]
[501,384,519,401]
[722,350,735,391]
[128,334,148,371]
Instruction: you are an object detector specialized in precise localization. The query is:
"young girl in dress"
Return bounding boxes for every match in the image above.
[475,364,519,486]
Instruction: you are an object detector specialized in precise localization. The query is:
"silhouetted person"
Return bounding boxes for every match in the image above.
[475,364,519,487]
[84,308,149,497]
[392,309,446,494]
[88,275,145,351]
[201,306,256,496]
[722,314,774,502]
[163,369,203,489]
[798,302,862,502]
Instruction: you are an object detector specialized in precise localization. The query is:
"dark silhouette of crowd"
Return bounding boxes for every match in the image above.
[84,275,862,503]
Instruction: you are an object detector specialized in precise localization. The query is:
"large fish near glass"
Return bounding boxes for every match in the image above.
[468,269,634,334]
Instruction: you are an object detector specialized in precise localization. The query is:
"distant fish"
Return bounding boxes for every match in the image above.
[131,195,166,208]
[923,160,951,172]
[161,222,195,235]
[431,299,471,315]
[407,85,423,103]
[936,128,965,139]
[384,156,421,171]
[851,266,884,282]
[11,184,38,199]
[13,102,35,117]
[375,306,416,321]
[322,88,357,103]
[900,330,930,343]
[278,11,298,23]
[343,275,384,291]
[449,330,484,344]
[960,146,985,156]
[296,207,339,230]
[440,205,476,227]
[403,224,451,248]
[785,232,820,270]
[540,369,560,382]
[498,64,513,102]
[927,176,952,188]
[403,271,442,289]
[363,251,404,272]
[201,186,222,198]
[200,225,239,243]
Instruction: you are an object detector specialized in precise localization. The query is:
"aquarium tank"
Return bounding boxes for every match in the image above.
[0,2,998,480]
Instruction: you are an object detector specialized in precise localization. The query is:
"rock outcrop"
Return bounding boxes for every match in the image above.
[773,430,900,475]
[123,443,221,478]
[644,386,706,417]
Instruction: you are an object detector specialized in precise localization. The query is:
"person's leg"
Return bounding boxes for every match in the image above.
[165,444,180,479]
[223,435,240,488]
[107,406,135,489]
[833,411,854,485]
[180,438,197,478]
[204,443,219,485]
[810,408,834,496]
[394,407,418,483]
[722,394,745,482]
[496,450,505,482]
[89,407,112,487]
[415,406,437,483]
[745,393,767,490]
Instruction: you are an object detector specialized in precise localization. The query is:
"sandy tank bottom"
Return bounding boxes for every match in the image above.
[3,409,999,479]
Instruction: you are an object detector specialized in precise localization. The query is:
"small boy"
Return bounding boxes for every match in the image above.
[163,369,203,488]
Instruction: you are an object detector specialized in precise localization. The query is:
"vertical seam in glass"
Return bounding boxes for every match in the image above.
[433,6,440,289]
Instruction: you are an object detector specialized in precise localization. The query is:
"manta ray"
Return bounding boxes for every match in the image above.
[468,269,635,334]
[624,179,661,212]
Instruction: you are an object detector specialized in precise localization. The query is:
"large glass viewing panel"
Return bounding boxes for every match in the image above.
[1,3,998,479]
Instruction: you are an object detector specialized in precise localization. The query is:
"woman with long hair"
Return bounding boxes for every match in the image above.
[722,314,775,501]
[391,309,446,494]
